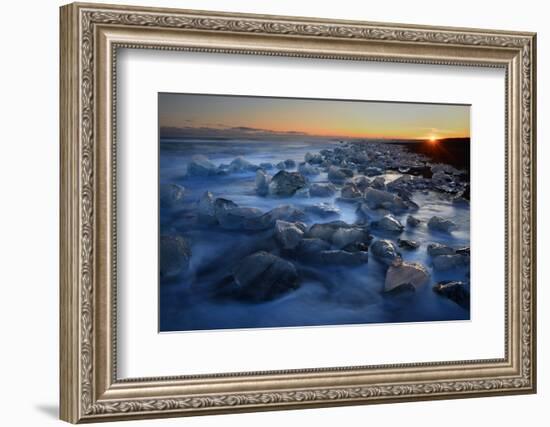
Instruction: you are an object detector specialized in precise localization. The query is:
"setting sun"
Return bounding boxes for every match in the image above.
[427,135,439,145]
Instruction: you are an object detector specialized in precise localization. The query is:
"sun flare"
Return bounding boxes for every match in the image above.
[427,135,439,145]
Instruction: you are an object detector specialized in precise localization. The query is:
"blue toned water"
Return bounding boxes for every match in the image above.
[159,138,470,332]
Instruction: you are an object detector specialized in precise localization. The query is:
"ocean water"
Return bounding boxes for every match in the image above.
[159,138,470,332]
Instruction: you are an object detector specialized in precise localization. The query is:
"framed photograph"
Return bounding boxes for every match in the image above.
[60,2,537,423]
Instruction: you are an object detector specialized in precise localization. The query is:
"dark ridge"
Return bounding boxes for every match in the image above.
[393,138,470,173]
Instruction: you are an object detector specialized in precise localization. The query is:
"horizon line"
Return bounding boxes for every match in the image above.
[158,133,471,142]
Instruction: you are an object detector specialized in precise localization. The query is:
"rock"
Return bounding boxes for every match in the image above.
[459,184,470,201]
[259,162,274,170]
[268,171,307,196]
[427,243,456,257]
[363,188,409,213]
[385,282,416,296]
[270,205,305,221]
[298,162,320,175]
[385,260,429,292]
[294,238,331,261]
[328,166,347,184]
[432,254,469,270]
[351,175,371,191]
[341,183,362,199]
[431,170,459,193]
[217,206,263,230]
[370,239,401,266]
[197,191,217,224]
[404,198,419,211]
[213,197,239,220]
[305,152,323,164]
[319,250,368,266]
[331,227,372,249]
[274,220,305,249]
[160,235,191,278]
[306,220,351,241]
[275,159,297,170]
[406,165,432,178]
[456,247,470,256]
[406,215,421,227]
[433,281,470,309]
[373,214,404,232]
[305,203,340,218]
[233,251,299,301]
[431,163,462,176]
[342,242,370,253]
[255,169,271,196]
[397,239,419,250]
[387,175,418,193]
[229,156,258,172]
[284,159,296,168]
[309,183,337,197]
[428,216,457,233]
[392,187,414,203]
[187,154,217,176]
[341,168,354,177]
[371,176,386,190]
[356,203,372,221]
[348,152,369,166]
[160,183,185,208]
[362,166,384,176]
[431,170,453,183]
[244,205,306,230]
[328,166,352,184]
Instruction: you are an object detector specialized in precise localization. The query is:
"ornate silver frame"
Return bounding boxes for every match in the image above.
[60,2,537,423]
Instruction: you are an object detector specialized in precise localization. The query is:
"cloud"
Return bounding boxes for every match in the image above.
[160,124,326,141]
[229,126,263,132]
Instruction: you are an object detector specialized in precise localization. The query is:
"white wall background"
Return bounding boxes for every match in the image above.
[0,0,545,426]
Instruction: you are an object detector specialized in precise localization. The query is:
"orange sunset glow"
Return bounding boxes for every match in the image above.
[159,93,470,141]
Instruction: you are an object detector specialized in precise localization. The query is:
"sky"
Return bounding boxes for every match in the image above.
[159,93,470,141]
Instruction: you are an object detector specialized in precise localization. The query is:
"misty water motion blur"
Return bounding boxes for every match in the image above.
[158,136,471,332]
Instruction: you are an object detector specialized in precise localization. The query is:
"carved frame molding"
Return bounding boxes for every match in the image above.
[60,2,536,423]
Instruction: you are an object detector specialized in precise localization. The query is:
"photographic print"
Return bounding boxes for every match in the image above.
[159,93,471,332]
